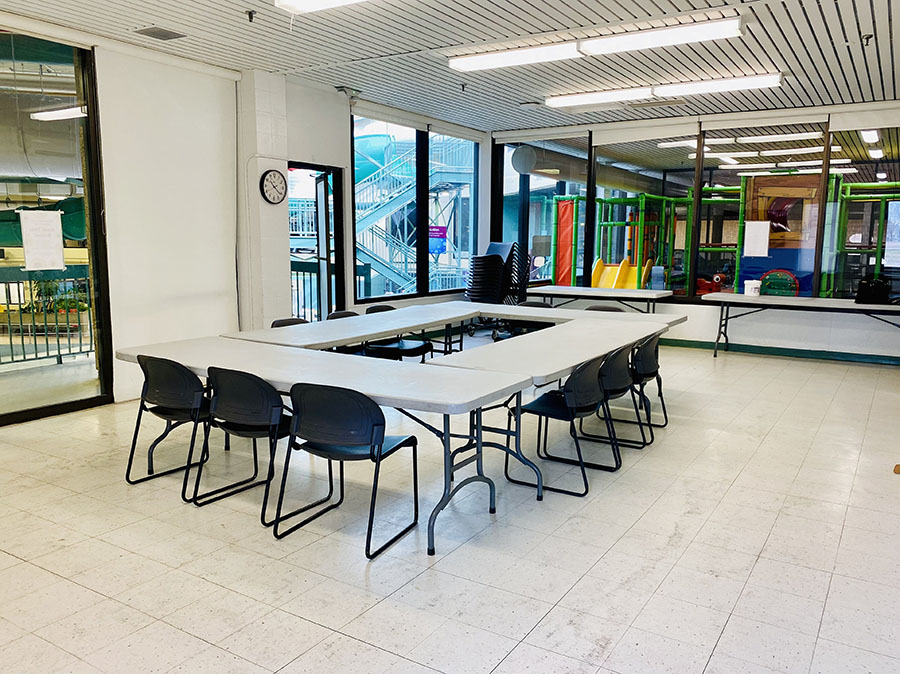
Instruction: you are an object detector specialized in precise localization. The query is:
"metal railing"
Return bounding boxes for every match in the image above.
[290,259,371,320]
[0,265,95,365]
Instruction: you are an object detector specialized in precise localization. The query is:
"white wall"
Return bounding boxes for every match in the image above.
[94,47,240,400]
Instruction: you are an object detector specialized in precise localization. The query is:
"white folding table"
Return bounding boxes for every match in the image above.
[527,286,673,313]
[701,292,900,357]
[116,336,531,555]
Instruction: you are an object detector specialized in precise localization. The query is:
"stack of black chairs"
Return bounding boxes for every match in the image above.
[466,242,530,336]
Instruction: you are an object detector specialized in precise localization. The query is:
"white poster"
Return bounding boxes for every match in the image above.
[744,220,770,257]
[19,210,65,271]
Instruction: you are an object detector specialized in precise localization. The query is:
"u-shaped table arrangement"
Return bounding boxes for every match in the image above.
[117,300,687,555]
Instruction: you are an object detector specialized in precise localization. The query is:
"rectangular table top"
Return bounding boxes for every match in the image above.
[116,337,530,415]
[701,292,900,314]
[429,318,669,385]
[469,302,687,327]
[528,286,673,300]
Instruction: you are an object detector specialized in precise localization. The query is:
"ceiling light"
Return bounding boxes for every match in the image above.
[657,137,733,148]
[275,0,370,13]
[578,17,742,56]
[545,87,654,108]
[737,131,823,143]
[775,159,850,167]
[859,129,880,143]
[718,163,777,170]
[737,171,775,176]
[877,171,888,180]
[830,167,858,174]
[654,73,782,98]
[869,148,885,159]
[719,156,739,165]
[30,106,87,121]
[449,42,582,72]
[758,145,842,156]
[690,151,759,159]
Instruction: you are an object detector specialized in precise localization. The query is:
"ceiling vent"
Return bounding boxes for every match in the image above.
[133,26,187,41]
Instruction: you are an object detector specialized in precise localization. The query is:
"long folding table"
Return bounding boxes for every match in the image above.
[526,286,673,313]
[701,292,900,357]
[116,336,531,555]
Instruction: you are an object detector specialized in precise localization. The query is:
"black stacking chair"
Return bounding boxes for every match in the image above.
[585,304,625,312]
[494,300,554,341]
[505,355,620,497]
[629,335,668,428]
[185,367,290,525]
[326,310,358,320]
[578,346,653,448]
[361,304,433,363]
[126,356,209,499]
[273,383,418,559]
[326,310,363,354]
[271,317,309,328]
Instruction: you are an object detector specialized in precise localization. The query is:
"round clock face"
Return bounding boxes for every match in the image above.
[260,169,287,204]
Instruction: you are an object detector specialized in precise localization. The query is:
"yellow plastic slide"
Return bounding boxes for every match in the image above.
[591,259,653,289]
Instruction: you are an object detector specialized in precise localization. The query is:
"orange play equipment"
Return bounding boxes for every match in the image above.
[591,258,653,289]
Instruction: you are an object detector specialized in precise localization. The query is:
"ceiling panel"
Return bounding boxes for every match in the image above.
[0,0,895,132]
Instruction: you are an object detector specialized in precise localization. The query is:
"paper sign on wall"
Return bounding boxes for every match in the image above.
[19,210,65,271]
[743,220,770,258]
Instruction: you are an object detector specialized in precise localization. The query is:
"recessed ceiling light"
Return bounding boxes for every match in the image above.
[859,129,880,143]
[737,131,823,143]
[275,0,370,13]
[718,163,777,170]
[578,17,742,56]
[869,148,885,159]
[545,87,654,108]
[654,73,782,97]
[758,145,841,156]
[30,106,87,121]
[449,43,583,72]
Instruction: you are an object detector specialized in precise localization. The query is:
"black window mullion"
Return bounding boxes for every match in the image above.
[415,129,430,296]
[490,140,504,243]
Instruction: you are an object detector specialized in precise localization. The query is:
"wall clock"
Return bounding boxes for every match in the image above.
[260,169,287,204]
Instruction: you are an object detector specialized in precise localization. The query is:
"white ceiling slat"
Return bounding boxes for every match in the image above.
[0,0,893,133]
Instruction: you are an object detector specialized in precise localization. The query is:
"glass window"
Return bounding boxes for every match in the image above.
[592,136,695,294]
[821,126,898,298]
[699,123,828,297]
[353,116,417,298]
[428,133,477,292]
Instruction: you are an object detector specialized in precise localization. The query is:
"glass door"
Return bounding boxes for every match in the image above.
[288,163,345,320]
[0,34,112,423]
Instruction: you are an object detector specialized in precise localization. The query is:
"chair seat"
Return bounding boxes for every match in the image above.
[365,338,433,359]
[522,390,599,421]
[212,413,292,439]
[148,398,210,422]
[299,434,416,461]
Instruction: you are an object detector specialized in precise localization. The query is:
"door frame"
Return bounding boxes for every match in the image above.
[0,46,114,427]
[287,162,347,316]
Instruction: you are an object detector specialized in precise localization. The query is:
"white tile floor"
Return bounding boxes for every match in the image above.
[1,345,899,673]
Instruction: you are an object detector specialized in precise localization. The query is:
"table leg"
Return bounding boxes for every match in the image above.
[501,392,544,501]
[714,303,725,357]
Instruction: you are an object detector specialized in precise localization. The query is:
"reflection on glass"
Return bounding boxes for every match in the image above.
[288,166,335,320]
[821,127,899,297]
[428,133,477,291]
[353,116,417,298]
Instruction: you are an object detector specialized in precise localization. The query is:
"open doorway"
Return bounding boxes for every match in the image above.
[288,162,345,320]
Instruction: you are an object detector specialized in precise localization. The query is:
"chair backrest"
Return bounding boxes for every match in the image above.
[271,317,309,328]
[519,300,552,308]
[365,304,395,314]
[137,355,205,409]
[599,347,633,397]
[207,367,283,427]
[585,304,625,312]
[326,310,358,320]
[562,356,605,414]
[290,383,385,448]
[631,335,660,379]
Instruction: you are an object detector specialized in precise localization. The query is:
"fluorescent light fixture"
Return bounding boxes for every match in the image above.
[859,129,880,143]
[689,151,759,159]
[830,167,858,174]
[758,145,841,156]
[545,87,653,108]
[274,0,370,13]
[449,42,582,72]
[718,163,777,170]
[657,137,733,148]
[737,131,822,143]
[718,156,739,165]
[578,17,742,56]
[877,171,888,179]
[737,171,775,176]
[869,148,885,159]
[775,158,852,167]
[29,106,86,121]
[654,73,782,98]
